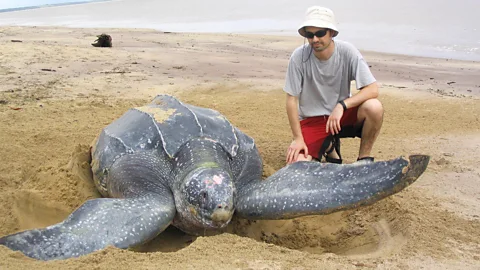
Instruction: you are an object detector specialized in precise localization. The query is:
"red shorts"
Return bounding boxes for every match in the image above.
[300,106,361,159]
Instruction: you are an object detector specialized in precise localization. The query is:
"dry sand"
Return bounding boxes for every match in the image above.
[0,26,479,269]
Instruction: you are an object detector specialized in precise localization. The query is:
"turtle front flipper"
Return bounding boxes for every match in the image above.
[0,193,175,260]
[235,155,429,220]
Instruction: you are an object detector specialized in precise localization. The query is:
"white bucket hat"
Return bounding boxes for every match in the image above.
[298,6,339,37]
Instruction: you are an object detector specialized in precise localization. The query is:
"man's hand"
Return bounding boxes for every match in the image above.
[326,104,344,135]
[286,139,309,164]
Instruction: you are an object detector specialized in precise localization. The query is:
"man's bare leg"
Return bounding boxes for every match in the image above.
[357,99,384,159]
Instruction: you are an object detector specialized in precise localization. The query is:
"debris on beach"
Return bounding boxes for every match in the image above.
[92,34,112,48]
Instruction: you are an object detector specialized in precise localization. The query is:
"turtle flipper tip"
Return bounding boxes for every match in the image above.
[407,154,430,164]
[0,226,78,260]
[401,154,430,184]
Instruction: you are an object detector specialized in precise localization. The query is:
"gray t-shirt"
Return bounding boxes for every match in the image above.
[284,40,376,119]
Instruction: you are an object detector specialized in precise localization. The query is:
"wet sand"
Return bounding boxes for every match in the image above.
[0,26,479,269]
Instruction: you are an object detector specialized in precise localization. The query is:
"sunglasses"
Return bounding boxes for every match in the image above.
[305,29,329,39]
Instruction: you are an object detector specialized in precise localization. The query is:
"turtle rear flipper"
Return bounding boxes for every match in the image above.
[235,155,429,220]
[0,194,175,260]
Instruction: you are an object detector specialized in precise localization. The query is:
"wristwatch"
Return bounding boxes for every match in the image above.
[339,100,347,111]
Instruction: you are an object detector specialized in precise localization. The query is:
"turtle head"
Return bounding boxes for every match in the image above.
[178,166,235,230]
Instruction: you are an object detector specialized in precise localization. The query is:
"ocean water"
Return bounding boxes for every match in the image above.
[0,0,478,61]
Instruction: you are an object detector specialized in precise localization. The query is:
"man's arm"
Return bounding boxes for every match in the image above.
[327,43,379,135]
[343,46,379,109]
[326,82,378,135]
[342,82,378,109]
[286,94,309,164]
[286,94,303,141]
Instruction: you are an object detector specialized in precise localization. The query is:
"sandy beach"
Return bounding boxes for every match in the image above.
[0,26,479,269]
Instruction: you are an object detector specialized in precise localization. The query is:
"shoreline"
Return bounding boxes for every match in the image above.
[3,25,480,63]
[3,25,480,62]
[0,0,479,62]
[1,25,479,99]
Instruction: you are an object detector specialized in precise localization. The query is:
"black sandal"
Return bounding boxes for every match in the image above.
[356,156,374,164]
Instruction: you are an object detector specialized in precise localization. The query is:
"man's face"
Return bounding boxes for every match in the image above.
[304,26,333,52]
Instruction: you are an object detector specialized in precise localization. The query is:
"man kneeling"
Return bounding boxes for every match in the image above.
[285,6,383,164]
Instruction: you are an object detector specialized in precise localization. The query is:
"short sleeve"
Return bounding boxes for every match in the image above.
[348,46,376,89]
[283,53,303,96]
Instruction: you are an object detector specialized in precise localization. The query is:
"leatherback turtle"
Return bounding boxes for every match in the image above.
[0,95,429,260]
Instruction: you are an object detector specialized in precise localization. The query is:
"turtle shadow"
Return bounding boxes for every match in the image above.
[132,226,197,253]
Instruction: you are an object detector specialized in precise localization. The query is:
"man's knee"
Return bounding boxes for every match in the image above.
[358,98,383,121]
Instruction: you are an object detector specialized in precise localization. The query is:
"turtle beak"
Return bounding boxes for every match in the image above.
[210,203,233,226]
